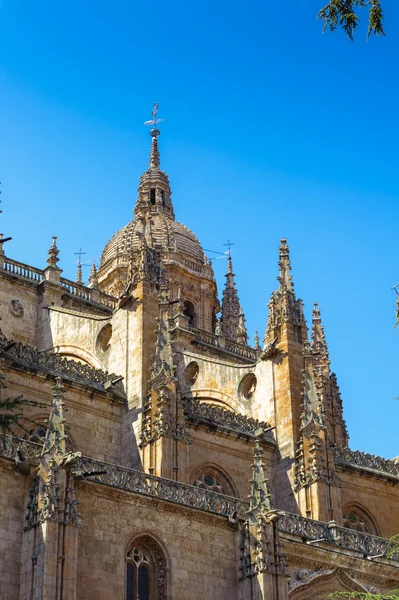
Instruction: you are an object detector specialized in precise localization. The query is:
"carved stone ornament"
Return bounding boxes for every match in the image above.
[9,299,24,317]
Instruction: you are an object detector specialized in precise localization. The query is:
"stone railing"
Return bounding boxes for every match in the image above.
[183,397,274,441]
[60,278,90,300]
[0,434,42,465]
[188,327,258,362]
[0,331,124,395]
[332,445,399,478]
[278,512,399,561]
[3,258,44,283]
[75,455,248,519]
[225,340,257,362]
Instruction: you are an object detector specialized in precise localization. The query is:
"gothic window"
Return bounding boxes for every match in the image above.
[194,472,225,494]
[126,536,167,600]
[183,301,196,327]
[342,506,378,535]
[192,466,235,496]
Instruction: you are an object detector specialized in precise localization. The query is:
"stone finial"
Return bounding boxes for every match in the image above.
[221,255,242,343]
[46,236,60,268]
[248,439,272,516]
[88,262,99,289]
[254,331,261,350]
[311,302,330,370]
[236,305,248,346]
[41,377,67,462]
[277,238,294,292]
[149,136,161,169]
[76,262,83,285]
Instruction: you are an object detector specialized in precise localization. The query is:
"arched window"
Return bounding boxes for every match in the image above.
[126,536,167,600]
[342,505,378,535]
[191,466,235,496]
[183,301,196,327]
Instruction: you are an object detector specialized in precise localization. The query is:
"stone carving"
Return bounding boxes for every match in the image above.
[278,513,399,561]
[0,329,124,394]
[332,444,399,478]
[72,454,248,520]
[183,397,273,440]
[9,299,24,317]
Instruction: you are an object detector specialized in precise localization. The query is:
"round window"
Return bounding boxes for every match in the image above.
[96,324,112,353]
[238,373,257,401]
[183,361,199,387]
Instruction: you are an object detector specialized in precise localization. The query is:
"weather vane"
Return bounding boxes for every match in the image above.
[144,102,164,136]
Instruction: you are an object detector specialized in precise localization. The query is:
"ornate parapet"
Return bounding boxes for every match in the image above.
[0,434,41,465]
[179,325,258,363]
[332,444,399,479]
[73,455,248,519]
[0,331,125,396]
[278,512,399,562]
[183,397,275,442]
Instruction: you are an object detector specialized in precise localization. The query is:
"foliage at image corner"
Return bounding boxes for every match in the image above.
[0,394,47,436]
[317,0,385,40]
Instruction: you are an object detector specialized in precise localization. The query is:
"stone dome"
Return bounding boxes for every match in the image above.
[100,211,206,270]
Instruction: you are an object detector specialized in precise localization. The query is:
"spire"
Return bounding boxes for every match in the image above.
[41,377,67,463]
[46,236,60,268]
[277,238,294,292]
[135,103,174,219]
[88,262,99,289]
[149,134,161,169]
[248,439,272,517]
[311,302,330,372]
[254,331,261,350]
[76,262,83,285]
[236,305,248,346]
[221,255,242,342]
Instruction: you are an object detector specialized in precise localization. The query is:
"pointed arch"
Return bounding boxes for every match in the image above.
[190,462,238,497]
[125,533,169,600]
[289,568,369,599]
[342,503,379,536]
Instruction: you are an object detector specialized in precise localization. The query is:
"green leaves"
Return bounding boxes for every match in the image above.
[318,0,385,40]
[0,395,46,436]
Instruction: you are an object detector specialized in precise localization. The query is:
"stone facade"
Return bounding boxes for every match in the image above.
[0,121,398,599]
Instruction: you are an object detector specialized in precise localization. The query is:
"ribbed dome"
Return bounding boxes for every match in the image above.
[100,211,205,269]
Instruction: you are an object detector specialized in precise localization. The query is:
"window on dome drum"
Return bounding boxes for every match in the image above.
[194,473,226,494]
[150,188,156,205]
[183,301,196,327]
[342,507,377,534]
[160,189,165,206]
[125,537,167,600]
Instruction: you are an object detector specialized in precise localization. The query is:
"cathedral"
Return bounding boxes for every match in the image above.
[0,113,398,600]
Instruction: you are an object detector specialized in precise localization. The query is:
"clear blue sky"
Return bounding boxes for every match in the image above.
[1,1,398,458]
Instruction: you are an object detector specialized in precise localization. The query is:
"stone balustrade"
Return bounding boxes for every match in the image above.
[0,434,398,562]
[278,511,399,561]
[332,444,399,478]
[1,256,118,310]
[183,397,274,441]
[0,331,124,394]
[188,326,258,362]
[3,258,44,282]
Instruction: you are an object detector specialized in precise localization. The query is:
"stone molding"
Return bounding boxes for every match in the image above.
[332,444,399,479]
[183,397,275,442]
[0,330,125,395]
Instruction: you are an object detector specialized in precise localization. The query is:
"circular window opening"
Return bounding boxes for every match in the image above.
[238,373,257,401]
[183,361,199,387]
[96,324,112,353]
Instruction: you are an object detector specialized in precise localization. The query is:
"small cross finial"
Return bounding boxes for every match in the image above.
[223,239,235,257]
[144,102,164,138]
[74,248,86,266]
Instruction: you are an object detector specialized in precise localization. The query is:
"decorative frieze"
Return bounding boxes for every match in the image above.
[332,444,399,478]
[0,330,125,395]
[182,397,274,441]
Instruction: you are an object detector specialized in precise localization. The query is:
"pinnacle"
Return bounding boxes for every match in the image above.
[149,136,161,169]
[277,238,294,293]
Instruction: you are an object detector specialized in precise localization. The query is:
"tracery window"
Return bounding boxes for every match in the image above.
[126,536,167,600]
[342,506,377,535]
[194,472,226,494]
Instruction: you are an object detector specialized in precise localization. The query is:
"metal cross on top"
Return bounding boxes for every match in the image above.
[144,102,164,134]
[223,239,235,257]
[74,248,86,266]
